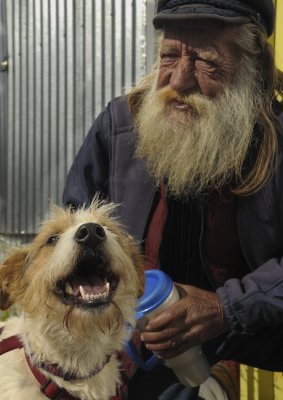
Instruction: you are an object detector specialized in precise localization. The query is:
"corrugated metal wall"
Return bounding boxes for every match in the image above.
[0,0,155,239]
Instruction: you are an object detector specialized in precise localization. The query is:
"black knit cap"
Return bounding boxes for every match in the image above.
[153,0,275,36]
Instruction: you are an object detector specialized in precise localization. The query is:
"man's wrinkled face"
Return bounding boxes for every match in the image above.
[157,22,241,99]
[135,22,262,197]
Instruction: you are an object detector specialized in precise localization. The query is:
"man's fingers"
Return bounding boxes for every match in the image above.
[142,326,199,350]
[143,330,200,359]
[141,320,184,344]
[144,300,187,331]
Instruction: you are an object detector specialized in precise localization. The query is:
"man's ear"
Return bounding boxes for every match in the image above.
[0,247,30,310]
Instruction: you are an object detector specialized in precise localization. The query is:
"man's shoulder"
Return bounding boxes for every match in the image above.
[90,95,134,138]
[108,94,128,108]
[107,95,134,132]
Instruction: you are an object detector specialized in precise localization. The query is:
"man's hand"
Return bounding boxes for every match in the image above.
[140,284,229,359]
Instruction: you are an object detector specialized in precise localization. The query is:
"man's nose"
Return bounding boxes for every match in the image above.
[169,57,197,93]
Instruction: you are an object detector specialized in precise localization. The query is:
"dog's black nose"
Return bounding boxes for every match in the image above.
[75,223,106,247]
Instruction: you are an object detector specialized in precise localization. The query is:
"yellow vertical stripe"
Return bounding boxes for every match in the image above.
[274,373,283,399]
[275,0,283,69]
[253,369,260,400]
[240,365,255,400]
[257,370,274,400]
[240,365,248,399]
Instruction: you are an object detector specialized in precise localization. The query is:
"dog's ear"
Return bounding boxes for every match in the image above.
[0,247,29,310]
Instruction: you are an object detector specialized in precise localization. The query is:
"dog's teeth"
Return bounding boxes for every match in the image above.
[88,294,97,303]
[78,286,110,303]
[79,285,86,300]
[101,282,110,295]
[65,282,73,295]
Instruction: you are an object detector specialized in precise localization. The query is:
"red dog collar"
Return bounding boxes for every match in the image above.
[0,327,123,400]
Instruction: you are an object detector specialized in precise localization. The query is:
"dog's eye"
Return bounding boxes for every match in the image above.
[46,235,59,245]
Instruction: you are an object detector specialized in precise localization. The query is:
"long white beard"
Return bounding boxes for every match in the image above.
[135,71,262,197]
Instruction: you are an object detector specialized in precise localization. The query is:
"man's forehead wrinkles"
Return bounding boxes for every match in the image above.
[160,41,223,60]
[197,47,225,61]
[160,43,181,52]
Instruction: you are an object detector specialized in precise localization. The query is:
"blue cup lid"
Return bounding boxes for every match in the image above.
[136,270,173,319]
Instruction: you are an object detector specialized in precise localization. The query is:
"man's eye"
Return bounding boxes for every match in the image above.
[206,60,220,68]
[195,56,217,66]
[46,235,59,245]
[160,53,178,61]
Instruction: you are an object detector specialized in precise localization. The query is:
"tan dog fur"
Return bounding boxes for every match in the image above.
[0,200,144,400]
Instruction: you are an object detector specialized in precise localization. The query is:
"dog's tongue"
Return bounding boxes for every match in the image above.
[70,274,106,296]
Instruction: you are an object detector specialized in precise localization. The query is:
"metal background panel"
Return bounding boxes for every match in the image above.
[0,0,154,241]
[0,0,8,233]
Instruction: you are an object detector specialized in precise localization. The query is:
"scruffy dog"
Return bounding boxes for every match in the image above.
[0,200,144,400]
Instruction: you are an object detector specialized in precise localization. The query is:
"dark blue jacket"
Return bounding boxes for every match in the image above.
[63,96,283,371]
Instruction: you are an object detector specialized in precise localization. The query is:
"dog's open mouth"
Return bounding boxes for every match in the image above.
[54,250,119,309]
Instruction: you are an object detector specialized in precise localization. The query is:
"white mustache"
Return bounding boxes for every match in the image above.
[135,74,260,197]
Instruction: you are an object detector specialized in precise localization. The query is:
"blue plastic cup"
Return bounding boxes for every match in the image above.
[126,270,211,387]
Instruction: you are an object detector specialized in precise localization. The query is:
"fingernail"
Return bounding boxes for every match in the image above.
[140,334,144,341]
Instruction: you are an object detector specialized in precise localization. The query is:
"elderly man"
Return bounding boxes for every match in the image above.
[63,0,283,398]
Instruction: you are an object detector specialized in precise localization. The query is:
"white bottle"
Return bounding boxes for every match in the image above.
[135,270,211,388]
